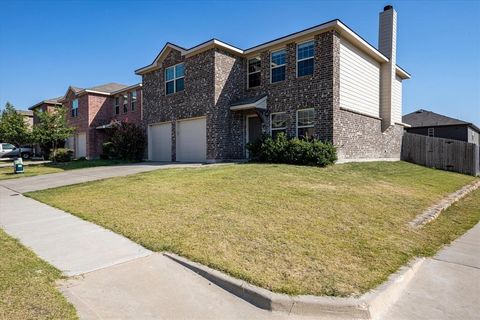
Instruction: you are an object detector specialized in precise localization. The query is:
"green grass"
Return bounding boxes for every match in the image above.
[0,229,77,319]
[27,162,479,297]
[0,159,131,180]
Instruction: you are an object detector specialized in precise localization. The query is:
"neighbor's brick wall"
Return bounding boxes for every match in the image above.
[87,94,112,158]
[111,88,143,126]
[32,103,58,125]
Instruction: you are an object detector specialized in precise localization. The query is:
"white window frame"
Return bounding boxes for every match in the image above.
[114,96,120,115]
[131,91,137,111]
[165,63,185,95]
[270,49,286,84]
[247,57,261,89]
[123,95,128,113]
[72,99,78,117]
[296,40,315,78]
[296,108,315,138]
[270,112,287,136]
[427,127,435,137]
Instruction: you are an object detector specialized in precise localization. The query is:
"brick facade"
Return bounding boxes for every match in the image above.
[334,109,403,160]
[141,30,404,162]
[142,49,215,161]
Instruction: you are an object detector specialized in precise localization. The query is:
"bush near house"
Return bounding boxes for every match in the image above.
[247,133,337,166]
[49,148,73,162]
[101,122,146,161]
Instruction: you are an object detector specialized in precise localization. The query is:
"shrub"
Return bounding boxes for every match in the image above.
[49,148,73,162]
[108,122,146,161]
[101,142,116,159]
[247,133,336,167]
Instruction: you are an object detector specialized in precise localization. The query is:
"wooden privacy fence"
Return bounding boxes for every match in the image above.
[401,133,479,176]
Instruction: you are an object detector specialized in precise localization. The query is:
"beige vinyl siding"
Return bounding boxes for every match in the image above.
[339,38,381,118]
[392,75,402,124]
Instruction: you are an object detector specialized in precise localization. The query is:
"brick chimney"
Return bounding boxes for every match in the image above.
[379,5,397,130]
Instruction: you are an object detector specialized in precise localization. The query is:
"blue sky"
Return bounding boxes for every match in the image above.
[0,0,479,124]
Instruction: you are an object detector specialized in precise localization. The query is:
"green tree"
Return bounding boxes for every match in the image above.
[0,102,32,158]
[32,106,74,162]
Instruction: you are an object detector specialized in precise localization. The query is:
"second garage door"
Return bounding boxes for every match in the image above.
[176,117,206,162]
[75,132,86,159]
[149,122,172,161]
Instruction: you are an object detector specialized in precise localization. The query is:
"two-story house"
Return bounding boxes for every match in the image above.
[136,5,410,163]
[60,82,143,159]
[29,96,63,125]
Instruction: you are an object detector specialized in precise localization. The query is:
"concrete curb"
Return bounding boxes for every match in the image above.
[409,180,480,228]
[163,253,424,319]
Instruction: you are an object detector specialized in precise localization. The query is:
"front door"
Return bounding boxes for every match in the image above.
[247,115,262,157]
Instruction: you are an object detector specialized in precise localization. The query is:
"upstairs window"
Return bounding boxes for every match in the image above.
[271,49,286,83]
[297,108,315,139]
[427,128,435,137]
[271,112,287,139]
[165,63,185,95]
[71,99,78,117]
[123,95,128,113]
[114,97,120,115]
[297,41,314,77]
[131,91,137,111]
[248,57,261,88]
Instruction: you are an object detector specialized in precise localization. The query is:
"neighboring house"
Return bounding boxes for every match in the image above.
[29,96,63,125]
[17,110,34,128]
[29,97,65,157]
[60,82,143,159]
[403,109,480,145]
[135,5,410,163]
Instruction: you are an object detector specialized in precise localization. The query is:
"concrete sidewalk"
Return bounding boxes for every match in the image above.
[0,162,207,193]
[0,186,152,276]
[384,223,480,320]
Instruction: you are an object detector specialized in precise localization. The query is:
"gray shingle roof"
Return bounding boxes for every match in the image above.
[29,96,64,110]
[403,109,479,132]
[18,110,33,116]
[86,83,129,93]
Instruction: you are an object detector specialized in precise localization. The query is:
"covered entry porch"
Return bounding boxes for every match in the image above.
[229,95,267,157]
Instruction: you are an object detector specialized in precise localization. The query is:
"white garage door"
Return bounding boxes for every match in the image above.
[176,117,206,162]
[148,122,172,161]
[75,132,86,159]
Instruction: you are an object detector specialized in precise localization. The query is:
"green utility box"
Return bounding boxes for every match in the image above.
[13,158,24,174]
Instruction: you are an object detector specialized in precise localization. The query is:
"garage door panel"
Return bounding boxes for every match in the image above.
[75,133,86,159]
[149,123,172,161]
[176,118,206,162]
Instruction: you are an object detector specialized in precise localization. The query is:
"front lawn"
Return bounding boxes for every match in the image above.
[0,159,131,180]
[27,162,479,297]
[0,229,77,319]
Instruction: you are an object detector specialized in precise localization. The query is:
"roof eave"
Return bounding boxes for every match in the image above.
[135,43,187,75]
[110,83,143,95]
[135,19,412,77]
[396,66,411,79]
